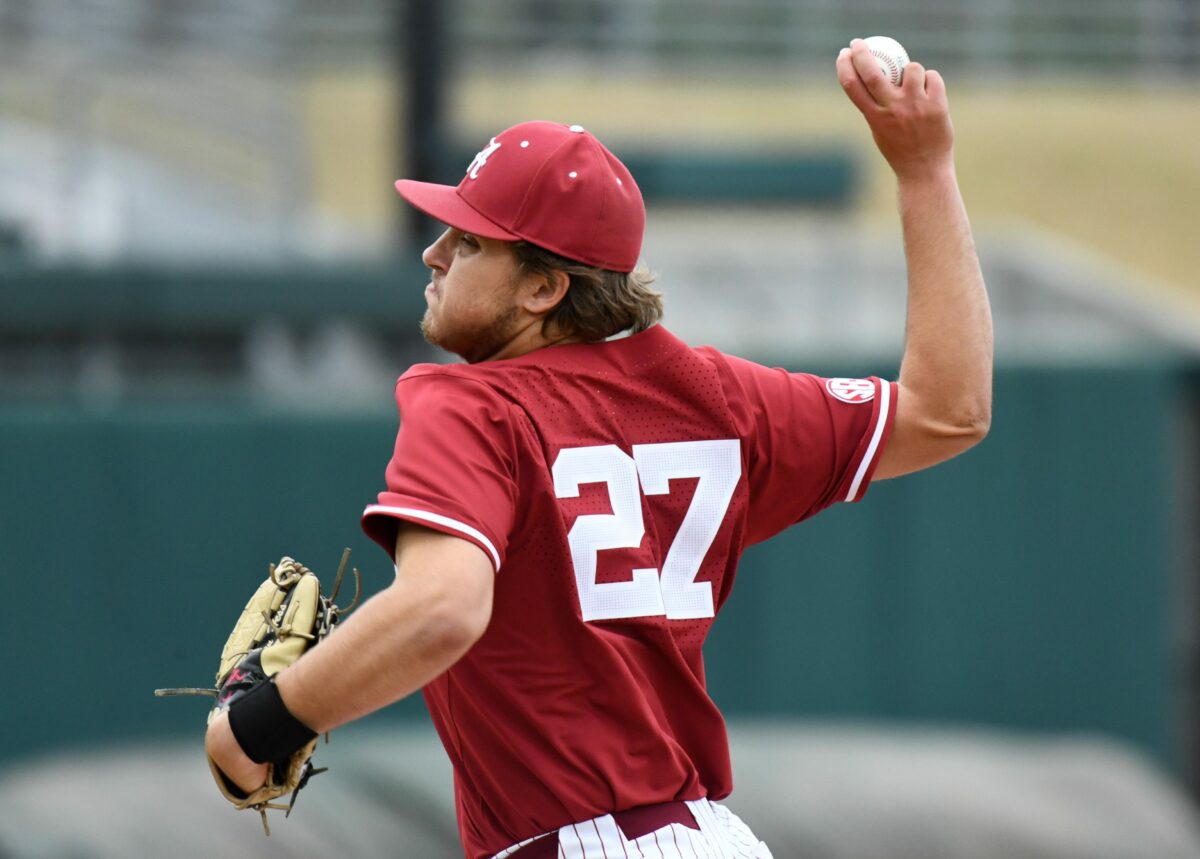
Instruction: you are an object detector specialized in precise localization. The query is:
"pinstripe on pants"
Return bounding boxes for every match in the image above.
[492,799,773,859]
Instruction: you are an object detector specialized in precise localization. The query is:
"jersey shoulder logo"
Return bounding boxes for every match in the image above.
[825,377,875,404]
[466,137,502,179]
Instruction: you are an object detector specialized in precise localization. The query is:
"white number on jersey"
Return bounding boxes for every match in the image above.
[551,440,741,622]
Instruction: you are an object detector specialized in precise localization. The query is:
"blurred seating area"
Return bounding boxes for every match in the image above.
[2,0,1197,73]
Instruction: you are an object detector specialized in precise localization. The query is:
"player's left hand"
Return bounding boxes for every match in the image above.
[836,38,954,182]
[205,710,270,794]
[156,551,361,833]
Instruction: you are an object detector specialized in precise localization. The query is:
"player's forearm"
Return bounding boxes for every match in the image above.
[895,162,993,438]
[274,577,482,734]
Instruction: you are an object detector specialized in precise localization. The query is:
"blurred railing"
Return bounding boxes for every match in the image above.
[0,0,1196,76]
[455,0,1200,75]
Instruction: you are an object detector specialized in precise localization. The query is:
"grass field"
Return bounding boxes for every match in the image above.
[305,69,1200,299]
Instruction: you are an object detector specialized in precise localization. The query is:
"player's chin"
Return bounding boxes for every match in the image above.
[420,312,467,358]
[419,310,439,345]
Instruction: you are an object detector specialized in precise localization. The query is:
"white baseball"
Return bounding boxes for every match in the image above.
[863,35,909,85]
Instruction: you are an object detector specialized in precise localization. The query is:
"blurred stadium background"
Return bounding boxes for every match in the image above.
[3,1,1200,856]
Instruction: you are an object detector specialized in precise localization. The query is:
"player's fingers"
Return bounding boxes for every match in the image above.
[901,61,926,97]
[925,69,949,107]
[848,38,894,105]
[836,47,881,115]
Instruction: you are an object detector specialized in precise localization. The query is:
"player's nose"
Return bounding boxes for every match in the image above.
[422,229,453,272]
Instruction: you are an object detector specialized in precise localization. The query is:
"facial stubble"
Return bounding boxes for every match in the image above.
[421,286,522,364]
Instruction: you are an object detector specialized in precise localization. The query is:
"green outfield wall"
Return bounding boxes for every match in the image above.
[1,366,1190,778]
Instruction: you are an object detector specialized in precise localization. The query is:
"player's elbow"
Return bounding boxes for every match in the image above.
[948,405,990,444]
[970,410,990,443]
[899,368,992,444]
[876,385,991,479]
[960,392,992,443]
[923,406,990,449]
[910,401,991,468]
[914,384,991,447]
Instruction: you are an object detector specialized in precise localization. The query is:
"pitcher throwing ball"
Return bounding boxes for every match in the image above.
[206,37,992,858]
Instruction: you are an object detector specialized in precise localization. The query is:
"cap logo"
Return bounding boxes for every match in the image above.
[466,137,502,180]
[825,378,875,404]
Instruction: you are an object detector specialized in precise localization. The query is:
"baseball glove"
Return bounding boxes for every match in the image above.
[155,549,360,834]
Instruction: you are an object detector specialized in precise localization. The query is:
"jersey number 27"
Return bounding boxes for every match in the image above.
[551,440,741,622]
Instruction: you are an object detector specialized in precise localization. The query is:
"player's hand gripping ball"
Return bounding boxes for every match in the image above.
[836,36,952,181]
[863,35,909,85]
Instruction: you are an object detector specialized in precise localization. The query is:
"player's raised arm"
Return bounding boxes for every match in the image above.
[836,38,993,479]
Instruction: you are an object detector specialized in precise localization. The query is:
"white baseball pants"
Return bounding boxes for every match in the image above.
[492,798,773,859]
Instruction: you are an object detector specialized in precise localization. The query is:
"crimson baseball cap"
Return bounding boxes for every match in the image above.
[395,121,645,272]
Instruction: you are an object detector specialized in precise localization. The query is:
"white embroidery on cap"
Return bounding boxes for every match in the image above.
[466,137,502,179]
[568,171,578,178]
[520,140,530,148]
[568,124,585,133]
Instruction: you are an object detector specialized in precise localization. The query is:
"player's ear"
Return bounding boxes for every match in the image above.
[520,268,570,316]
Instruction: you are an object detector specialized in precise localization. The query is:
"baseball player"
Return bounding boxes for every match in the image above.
[206,39,992,858]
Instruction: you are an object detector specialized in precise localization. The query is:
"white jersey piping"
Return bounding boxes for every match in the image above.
[844,379,892,503]
[362,504,501,571]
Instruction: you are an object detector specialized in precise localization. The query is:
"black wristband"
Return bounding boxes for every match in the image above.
[227,680,317,765]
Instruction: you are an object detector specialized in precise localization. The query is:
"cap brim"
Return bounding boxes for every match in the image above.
[394,180,521,242]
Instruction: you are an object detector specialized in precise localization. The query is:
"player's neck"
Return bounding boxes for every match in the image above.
[469,317,581,364]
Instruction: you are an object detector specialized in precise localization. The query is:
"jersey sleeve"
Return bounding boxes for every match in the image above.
[715,353,897,546]
[361,372,520,572]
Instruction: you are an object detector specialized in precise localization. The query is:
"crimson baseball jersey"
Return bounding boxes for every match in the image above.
[361,324,896,859]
